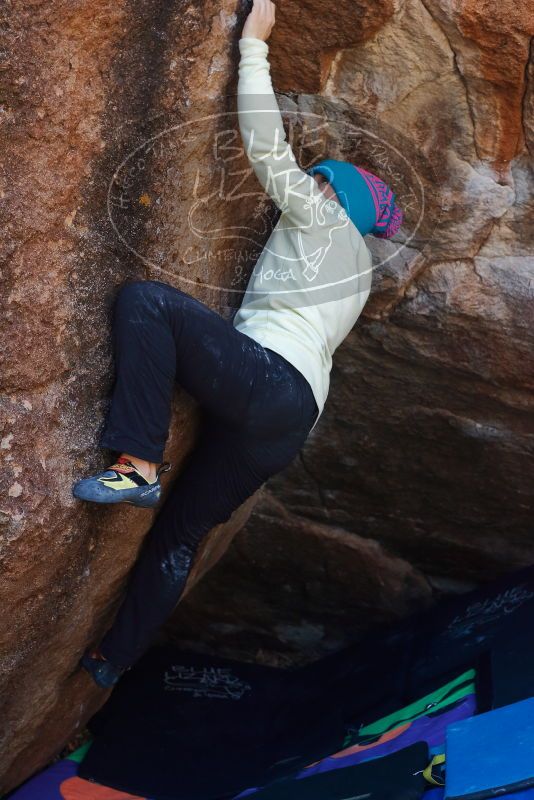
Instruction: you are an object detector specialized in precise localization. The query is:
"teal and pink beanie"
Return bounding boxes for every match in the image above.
[306,159,403,238]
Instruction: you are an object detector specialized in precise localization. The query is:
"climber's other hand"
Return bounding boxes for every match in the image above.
[241,0,276,42]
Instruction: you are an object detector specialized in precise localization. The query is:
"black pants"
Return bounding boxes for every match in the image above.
[97,280,319,667]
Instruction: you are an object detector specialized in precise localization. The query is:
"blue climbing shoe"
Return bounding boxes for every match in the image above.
[72,456,172,508]
[80,647,130,689]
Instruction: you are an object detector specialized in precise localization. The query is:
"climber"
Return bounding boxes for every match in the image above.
[74,0,403,689]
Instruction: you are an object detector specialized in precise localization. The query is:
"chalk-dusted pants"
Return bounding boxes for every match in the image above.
[97,280,319,667]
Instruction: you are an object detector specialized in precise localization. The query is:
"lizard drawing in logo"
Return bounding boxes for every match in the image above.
[296,191,351,283]
[243,178,354,293]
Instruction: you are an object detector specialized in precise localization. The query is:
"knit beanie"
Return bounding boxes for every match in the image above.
[306,159,403,238]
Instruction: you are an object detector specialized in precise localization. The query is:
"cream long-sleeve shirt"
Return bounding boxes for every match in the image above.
[233,37,373,433]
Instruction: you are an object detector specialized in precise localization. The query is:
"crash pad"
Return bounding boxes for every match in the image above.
[489,604,534,709]
[303,694,476,777]
[351,669,476,744]
[445,697,534,800]
[79,646,347,800]
[235,695,476,799]
[408,564,534,697]
[241,742,429,800]
[77,564,534,800]
[4,743,147,800]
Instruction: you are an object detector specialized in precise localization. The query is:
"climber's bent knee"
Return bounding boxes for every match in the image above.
[114,279,196,322]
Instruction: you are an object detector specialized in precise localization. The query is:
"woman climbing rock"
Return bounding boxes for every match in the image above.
[74,0,403,689]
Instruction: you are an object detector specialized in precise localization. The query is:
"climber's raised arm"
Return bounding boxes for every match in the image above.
[238,0,322,228]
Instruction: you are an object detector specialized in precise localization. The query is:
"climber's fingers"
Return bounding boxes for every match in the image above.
[241,0,276,42]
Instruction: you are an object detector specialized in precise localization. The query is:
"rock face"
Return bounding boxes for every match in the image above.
[0,0,260,791]
[0,0,533,794]
[165,0,534,662]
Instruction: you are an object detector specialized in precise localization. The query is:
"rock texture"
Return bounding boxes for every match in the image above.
[1,0,533,793]
[166,0,534,663]
[1,0,261,791]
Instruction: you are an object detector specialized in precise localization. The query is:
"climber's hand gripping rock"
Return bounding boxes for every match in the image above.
[241,0,276,42]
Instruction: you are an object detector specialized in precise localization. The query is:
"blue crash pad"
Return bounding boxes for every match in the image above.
[445,697,534,800]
